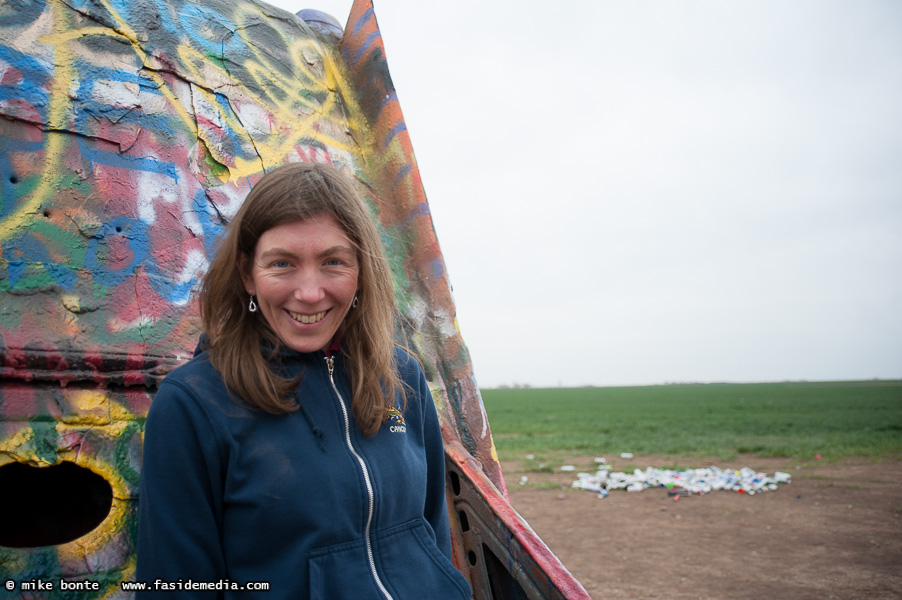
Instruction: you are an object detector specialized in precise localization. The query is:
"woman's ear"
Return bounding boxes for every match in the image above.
[238,253,255,295]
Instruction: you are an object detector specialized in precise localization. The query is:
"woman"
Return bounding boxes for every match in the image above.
[136,162,471,599]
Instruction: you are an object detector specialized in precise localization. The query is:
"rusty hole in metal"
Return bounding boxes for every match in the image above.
[467,550,478,566]
[43,209,51,218]
[458,510,470,532]
[449,470,461,496]
[0,461,113,548]
[9,175,17,184]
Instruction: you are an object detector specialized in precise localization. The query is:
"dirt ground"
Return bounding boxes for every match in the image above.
[499,455,902,600]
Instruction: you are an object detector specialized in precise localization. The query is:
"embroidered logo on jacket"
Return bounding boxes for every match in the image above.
[385,407,406,433]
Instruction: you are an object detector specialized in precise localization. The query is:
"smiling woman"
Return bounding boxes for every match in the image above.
[136,163,471,599]
[198,162,402,428]
[242,214,360,354]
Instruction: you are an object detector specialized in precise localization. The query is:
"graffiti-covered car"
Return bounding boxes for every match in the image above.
[0,1,588,598]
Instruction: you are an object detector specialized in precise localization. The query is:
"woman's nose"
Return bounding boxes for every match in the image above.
[293,272,326,303]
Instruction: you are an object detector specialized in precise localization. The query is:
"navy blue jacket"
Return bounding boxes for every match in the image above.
[136,344,471,599]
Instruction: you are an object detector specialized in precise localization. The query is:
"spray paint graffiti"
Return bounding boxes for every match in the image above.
[1,0,512,595]
[1,1,593,598]
[0,384,146,592]
[1,0,356,371]
[339,1,503,486]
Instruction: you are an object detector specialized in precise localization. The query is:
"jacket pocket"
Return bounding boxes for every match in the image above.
[308,536,372,600]
[372,519,471,600]
[307,520,470,600]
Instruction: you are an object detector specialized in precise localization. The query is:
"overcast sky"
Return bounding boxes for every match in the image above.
[264,0,902,388]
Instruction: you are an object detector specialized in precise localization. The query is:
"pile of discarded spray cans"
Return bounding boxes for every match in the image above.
[569,458,791,498]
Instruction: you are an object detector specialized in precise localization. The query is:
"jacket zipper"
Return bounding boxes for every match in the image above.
[325,355,394,600]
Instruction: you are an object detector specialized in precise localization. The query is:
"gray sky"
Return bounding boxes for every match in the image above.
[266,0,902,388]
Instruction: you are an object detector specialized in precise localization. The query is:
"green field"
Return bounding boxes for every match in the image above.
[480,380,902,461]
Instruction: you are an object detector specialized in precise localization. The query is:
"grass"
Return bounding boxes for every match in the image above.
[480,380,902,461]
[519,482,567,491]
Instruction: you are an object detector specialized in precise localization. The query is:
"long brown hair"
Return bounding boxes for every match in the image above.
[199,162,405,436]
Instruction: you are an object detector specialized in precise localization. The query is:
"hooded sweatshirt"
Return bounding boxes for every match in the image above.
[136,342,471,599]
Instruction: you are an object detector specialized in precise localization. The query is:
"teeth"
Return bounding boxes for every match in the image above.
[289,310,326,324]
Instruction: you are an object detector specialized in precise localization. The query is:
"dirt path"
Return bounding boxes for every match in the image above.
[500,455,902,599]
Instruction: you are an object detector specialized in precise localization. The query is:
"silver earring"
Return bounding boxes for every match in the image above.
[351,294,359,309]
[248,295,258,313]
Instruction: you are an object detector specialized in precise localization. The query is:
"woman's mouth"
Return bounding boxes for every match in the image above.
[288,310,327,324]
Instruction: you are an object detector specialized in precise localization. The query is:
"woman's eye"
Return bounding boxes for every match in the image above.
[324,258,343,267]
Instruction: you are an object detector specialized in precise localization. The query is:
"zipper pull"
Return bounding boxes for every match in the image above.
[325,355,334,380]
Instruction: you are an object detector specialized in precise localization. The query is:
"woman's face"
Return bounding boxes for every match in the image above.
[242,214,360,353]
